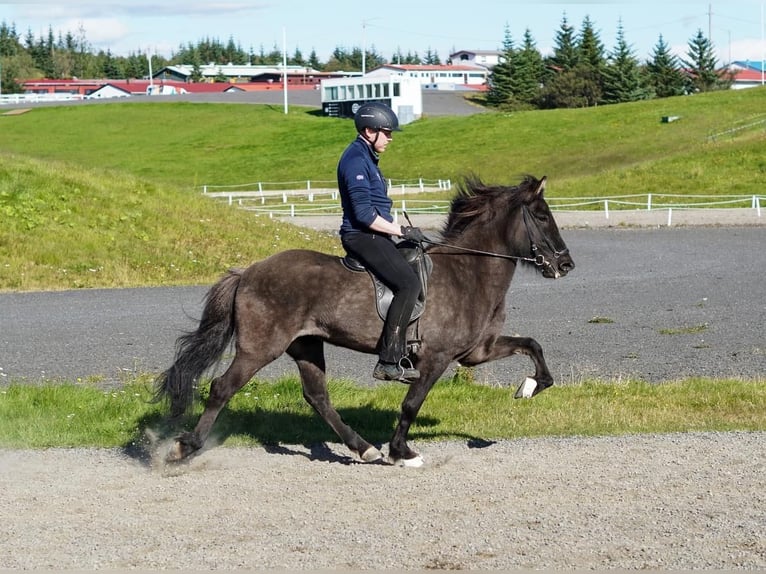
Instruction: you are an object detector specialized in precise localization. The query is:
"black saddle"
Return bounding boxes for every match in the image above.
[341,241,433,323]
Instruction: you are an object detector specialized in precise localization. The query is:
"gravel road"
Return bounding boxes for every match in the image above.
[1,432,764,570]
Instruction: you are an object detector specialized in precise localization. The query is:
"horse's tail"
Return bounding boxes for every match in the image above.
[154,268,243,417]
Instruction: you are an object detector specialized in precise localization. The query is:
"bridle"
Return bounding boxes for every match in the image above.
[409,206,570,272]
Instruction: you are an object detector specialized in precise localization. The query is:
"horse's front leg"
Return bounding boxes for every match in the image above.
[459,335,554,399]
[388,355,451,467]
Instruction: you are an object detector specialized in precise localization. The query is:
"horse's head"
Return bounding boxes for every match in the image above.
[442,174,574,278]
[516,175,575,279]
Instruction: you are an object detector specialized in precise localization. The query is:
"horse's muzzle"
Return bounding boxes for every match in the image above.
[542,250,575,279]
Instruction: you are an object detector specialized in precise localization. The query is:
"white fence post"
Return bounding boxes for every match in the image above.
[757,197,762,217]
[419,178,424,192]
[667,208,673,226]
[647,193,652,210]
[203,185,208,194]
[604,200,609,219]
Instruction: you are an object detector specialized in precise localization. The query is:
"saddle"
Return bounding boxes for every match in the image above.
[341,240,433,325]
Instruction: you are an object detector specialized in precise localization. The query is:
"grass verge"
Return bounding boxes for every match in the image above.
[1,376,763,450]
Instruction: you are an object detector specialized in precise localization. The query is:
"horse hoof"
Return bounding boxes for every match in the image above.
[165,440,186,463]
[514,376,537,399]
[391,454,424,468]
[360,445,383,463]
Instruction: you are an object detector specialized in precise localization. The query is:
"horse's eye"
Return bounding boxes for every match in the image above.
[535,212,549,222]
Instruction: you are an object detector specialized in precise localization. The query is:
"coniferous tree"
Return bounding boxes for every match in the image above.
[547,13,578,71]
[602,19,647,103]
[512,28,545,107]
[573,15,605,105]
[646,34,686,97]
[681,29,729,92]
[486,24,515,107]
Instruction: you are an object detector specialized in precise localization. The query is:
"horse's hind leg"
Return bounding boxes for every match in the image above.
[288,336,382,463]
[166,350,266,462]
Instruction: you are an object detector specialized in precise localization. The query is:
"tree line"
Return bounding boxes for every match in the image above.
[487,15,731,110]
[1,13,731,108]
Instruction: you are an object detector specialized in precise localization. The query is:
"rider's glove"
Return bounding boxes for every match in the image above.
[400,225,426,243]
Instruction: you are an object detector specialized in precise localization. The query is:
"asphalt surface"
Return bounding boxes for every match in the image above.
[1,226,764,387]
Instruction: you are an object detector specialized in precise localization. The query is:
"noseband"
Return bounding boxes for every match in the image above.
[416,206,569,272]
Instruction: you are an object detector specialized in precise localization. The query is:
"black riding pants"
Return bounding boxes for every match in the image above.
[341,231,421,364]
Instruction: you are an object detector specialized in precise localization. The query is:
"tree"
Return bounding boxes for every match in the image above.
[547,13,578,72]
[422,47,441,65]
[602,19,648,104]
[646,34,686,98]
[574,15,606,105]
[511,28,545,107]
[486,24,515,107]
[681,29,729,92]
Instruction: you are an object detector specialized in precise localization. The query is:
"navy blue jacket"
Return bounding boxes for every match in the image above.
[337,136,393,235]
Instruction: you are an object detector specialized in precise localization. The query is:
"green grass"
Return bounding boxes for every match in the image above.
[2,89,765,292]
[1,91,764,448]
[1,377,763,449]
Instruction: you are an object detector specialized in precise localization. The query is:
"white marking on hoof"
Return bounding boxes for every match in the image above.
[515,377,538,399]
[397,454,425,468]
[360,446,383,463]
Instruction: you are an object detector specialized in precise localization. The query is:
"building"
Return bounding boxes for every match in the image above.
[319,75,422,125]
[151,63,348,86]
[448,49,504,69]
[728,61,766,89]
[365,64,489,89]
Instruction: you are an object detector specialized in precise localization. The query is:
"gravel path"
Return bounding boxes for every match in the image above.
[1,432,764,570]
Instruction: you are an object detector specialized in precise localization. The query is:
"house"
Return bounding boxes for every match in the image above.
[365,64,489,89]
[151,63,347,86]
[448,49,504,69]
[728,60,766,89]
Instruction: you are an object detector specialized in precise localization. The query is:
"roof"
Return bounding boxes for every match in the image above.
[731,60,765,72]
[371,64,489,73]
[449,49,503,57]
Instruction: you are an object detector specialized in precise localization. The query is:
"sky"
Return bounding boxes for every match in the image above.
[1,1,765,65]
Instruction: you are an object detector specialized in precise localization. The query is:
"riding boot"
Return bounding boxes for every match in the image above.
[374,325,420,383]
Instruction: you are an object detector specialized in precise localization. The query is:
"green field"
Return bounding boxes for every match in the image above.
[2,88,764,291]
[1,91,763,449]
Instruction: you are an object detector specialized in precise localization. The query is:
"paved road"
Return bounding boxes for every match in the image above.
[1,226,763,387]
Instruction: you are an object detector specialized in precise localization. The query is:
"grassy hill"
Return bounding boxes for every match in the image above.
[1,88,764,291]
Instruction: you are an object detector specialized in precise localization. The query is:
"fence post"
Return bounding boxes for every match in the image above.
[282,192,287,203]
[419,178,424,192]
[604,200,609,220]
[228,194,233,206]
[757,197,762,217]
[667,208,673,226]
[291,204,295,217]
[203,185,207,194]
[647,193,652,211]
[402,200,406,214]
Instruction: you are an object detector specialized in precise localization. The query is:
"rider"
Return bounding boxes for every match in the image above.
[337,101,426,383]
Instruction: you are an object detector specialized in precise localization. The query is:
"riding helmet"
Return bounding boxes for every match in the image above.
[354,101,402,133]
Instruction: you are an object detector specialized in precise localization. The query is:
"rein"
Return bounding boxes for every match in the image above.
[407,206,569,271]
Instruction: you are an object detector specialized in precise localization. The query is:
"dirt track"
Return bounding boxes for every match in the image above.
[1,432,764,570]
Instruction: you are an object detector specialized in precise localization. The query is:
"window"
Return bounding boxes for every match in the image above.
[393,82,400,97]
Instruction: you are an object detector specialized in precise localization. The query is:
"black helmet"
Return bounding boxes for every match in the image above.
[354,101,401,133]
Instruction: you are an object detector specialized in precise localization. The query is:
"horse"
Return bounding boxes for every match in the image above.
[154,174,575,467]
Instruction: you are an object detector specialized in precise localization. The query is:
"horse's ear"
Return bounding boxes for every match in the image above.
[534,176,547,196]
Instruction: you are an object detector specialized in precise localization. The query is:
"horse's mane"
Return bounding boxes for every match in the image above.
[441,174,538,242]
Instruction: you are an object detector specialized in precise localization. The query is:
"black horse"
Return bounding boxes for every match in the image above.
[155,175,574,466]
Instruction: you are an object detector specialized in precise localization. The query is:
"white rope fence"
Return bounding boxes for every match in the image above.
[202,182,763,225]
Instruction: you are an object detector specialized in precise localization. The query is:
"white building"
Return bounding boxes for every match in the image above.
[320,75,422,125]
[365,64,489,89]
[449,50,504,69]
